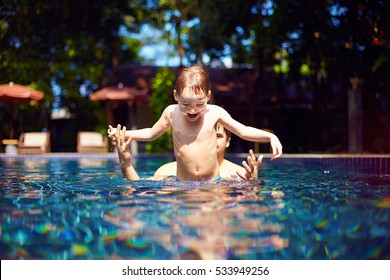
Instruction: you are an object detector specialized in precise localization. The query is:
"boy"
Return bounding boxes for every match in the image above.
[111,123,263,181]
[108,66,282,181]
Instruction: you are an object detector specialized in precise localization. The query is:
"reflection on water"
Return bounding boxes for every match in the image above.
[0,157,389,260]
[103,182,289,260]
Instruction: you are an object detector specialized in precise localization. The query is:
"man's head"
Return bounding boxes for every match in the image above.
[216,123,231,163]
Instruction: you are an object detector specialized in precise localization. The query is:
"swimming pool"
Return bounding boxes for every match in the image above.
[0,154,389,260]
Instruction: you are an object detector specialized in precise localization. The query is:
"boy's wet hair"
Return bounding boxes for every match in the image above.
[175,66,209,96]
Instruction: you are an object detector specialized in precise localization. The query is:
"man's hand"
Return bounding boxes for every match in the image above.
[114,124,132,167]
[236,150,263,181]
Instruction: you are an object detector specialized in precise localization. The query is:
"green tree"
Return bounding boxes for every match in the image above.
[145,67,176,153]
[1,0,389,152]
[0,0,145,144]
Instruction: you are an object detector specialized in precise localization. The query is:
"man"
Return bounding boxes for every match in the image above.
[110,123,263,181]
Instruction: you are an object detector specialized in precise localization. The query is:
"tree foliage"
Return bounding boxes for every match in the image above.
[1,0,389,152]
[0,0,145,141]
[145,67,175,153]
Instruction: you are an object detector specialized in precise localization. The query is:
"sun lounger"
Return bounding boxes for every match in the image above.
[77,131,108,153]
[18,132,51,154]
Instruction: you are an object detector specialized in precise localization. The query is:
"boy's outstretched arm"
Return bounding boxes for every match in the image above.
[108,106,172,142]
[218,107,283,160]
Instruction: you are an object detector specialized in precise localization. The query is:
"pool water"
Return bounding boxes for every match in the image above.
[0,154,389,260]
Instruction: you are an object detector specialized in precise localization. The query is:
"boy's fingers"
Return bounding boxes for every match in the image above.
[271,144,282,160]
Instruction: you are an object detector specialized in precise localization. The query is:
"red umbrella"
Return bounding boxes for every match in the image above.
[0,83,45,139]
[0,83,44,104]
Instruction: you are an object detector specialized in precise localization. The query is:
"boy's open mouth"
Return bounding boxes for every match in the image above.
[187,113,198,119]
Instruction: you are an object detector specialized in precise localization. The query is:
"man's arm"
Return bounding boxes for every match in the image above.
[110,124,140,180]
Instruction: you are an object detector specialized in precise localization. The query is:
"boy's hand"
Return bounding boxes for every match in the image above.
[270,135,283,160]
[108,125,119,144]
[108,124,131,144]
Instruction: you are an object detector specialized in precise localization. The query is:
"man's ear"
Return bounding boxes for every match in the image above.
[207,90,212,101]
[173,89,178,101]
[225,137,231,148]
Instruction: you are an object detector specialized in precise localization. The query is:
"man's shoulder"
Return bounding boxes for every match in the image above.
[219,159,244,178]
[154,161,177,177]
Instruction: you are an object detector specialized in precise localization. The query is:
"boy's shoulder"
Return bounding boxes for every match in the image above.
[207,104,223,110]
[207,104,227,113]
[164,104,178,112]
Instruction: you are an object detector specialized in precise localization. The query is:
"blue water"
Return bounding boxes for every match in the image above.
[0,155,389,260]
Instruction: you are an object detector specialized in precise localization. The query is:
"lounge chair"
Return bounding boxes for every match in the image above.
[77,131,108,153]
[18,132,51,154]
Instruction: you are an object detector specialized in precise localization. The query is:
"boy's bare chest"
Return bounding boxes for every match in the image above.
[172,118,215,143]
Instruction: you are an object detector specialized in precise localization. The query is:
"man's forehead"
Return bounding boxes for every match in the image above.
[215,124,225,134]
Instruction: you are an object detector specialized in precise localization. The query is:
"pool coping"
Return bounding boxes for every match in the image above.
[1,153,389,174]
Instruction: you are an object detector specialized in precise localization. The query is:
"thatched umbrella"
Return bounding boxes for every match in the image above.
[90,85,149,125]
[0,82,44,139]
[89,85,150,154]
